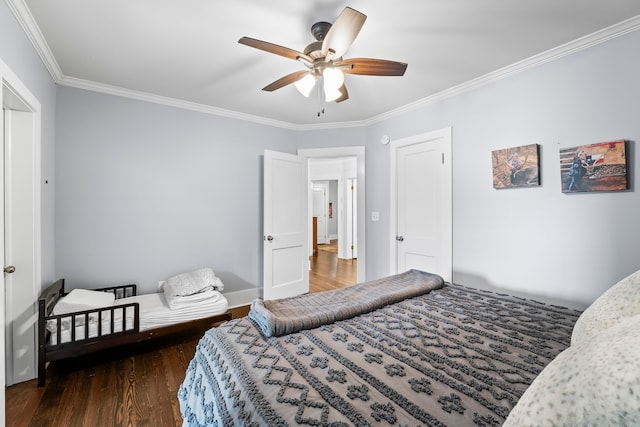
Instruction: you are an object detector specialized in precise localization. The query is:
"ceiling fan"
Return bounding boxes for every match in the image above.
[238,7,407,107]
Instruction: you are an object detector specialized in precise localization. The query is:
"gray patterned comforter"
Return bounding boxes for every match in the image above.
[179,273,580,426]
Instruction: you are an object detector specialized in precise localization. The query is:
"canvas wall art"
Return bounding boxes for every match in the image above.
[492,143,540,188]
[560,140,628,193]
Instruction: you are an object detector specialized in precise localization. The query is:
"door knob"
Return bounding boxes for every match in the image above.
[265,235,274,241]
[396,236,404,242]
[3,265,15,274]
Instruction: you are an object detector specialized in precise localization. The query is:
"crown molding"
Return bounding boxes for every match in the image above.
[5,0,63,80]
[8,0,640,131]
[364,14,640,126]
[56,75,299,130]
[57,75,370,131]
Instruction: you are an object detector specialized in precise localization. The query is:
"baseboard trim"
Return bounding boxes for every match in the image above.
[224,287,260,309]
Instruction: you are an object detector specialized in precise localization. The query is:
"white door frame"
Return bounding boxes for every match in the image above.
[299,147,365,284]
[346,178,357,259]
[309,170,345,257]
[1,57,42,404]
[389,128,452,280]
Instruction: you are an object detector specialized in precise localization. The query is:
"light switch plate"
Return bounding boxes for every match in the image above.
[371,211,380,221]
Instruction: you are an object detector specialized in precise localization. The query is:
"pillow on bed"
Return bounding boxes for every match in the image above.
[571,269,640,346]
[52,288,116,315]
[163,267,224,298]
[504,314,640,427]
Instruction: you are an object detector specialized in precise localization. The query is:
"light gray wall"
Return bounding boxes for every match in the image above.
[55,87,297,294]
[0,2,57,286]
[366,28,640,308]
[298,127,367,150]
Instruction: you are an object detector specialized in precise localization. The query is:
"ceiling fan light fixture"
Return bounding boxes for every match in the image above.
[324,87,342,102]
[322,67,344,92]
[294,73,316,97]
[324,84,342,102]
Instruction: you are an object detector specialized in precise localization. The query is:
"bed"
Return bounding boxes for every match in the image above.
[38,276,232,387]
[179,269,592,426]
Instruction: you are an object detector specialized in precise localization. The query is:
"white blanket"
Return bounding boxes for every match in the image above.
[163,268,225,310]
[47,291,228,345]
[165,289,224,310]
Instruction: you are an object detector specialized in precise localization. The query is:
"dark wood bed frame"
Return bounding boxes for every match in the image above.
[37,278,232,387]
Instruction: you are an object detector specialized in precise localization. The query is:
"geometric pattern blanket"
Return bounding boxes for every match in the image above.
[179,282,580,426]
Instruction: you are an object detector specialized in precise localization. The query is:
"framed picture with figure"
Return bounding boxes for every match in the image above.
[492,143,540,189]
[560,140,628,193]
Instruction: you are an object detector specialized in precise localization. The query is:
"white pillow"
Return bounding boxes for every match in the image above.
[52,288,116,315]
[504,315,640,426]
[163,267,224,298]
[571,269,640,346]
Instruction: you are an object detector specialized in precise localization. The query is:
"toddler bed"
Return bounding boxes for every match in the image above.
[38,269,232,387]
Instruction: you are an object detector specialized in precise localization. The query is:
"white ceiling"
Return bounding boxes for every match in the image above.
[11,0,640,127]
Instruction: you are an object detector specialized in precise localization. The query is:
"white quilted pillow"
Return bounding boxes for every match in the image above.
[504,315,640,426]
[163,267,224,298]
[571,269,640,346]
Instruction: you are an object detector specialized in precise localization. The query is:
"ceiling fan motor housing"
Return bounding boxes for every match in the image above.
[310,21,332,41]
[305,22,332,59]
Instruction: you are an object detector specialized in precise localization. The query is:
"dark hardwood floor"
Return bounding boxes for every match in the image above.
[6,245,356,426]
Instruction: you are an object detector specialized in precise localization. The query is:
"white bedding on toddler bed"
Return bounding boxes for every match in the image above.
[47,291,229,345]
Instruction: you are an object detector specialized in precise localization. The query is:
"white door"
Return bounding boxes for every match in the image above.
[0,102,5,411]
[263,150,309,300]
[312,186,327,244]
[2,64,42,421]
[390,128,452,282]
[4,109,39,385]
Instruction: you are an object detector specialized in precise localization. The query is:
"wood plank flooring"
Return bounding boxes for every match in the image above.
[310,240,357,292]
[6,246,356,426]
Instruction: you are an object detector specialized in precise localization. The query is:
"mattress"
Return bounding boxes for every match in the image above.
[179,271,580,426]
[47,291,228,345]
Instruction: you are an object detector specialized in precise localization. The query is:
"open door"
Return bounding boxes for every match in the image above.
[312,183,328,244]
[263,150,309,300]
[2,75,41,392]
[4,109,39,386]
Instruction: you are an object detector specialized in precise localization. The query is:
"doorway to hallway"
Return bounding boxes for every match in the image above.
[303,148,362,292]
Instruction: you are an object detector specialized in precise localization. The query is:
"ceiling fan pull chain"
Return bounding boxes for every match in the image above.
[316,82,325,117]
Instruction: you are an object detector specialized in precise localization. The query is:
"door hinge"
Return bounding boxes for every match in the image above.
[442,153,444,164]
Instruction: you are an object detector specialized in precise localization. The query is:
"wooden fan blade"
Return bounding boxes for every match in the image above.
[338,58,408,76]
[239,37,312,64]
[335,84,349,103]
[262,70,310,92]
[321,7,366,59]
